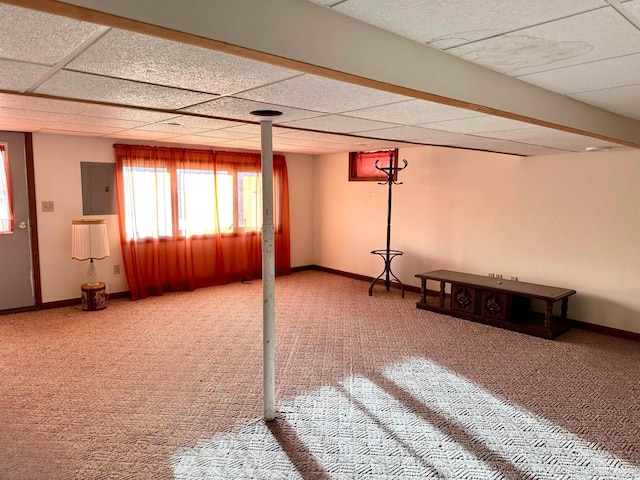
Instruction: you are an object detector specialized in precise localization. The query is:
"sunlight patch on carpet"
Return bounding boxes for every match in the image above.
[171,422,302,479]
[171,357,639,479]
[279,379,505,478]
[280,385,460,478]
[384,357,640,480]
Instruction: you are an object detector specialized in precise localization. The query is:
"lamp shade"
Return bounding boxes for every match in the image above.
[71,219,109,260]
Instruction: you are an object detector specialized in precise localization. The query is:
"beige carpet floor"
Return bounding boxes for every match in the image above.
[0,271,638,479]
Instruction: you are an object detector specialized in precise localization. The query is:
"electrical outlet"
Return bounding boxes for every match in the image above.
[113,264,121,275]
[41,201,54,212]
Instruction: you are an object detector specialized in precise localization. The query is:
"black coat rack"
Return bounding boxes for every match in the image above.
[368,153,408,297]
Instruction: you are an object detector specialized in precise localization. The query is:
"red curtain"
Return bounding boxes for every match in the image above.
[0,144,13,234]
[114,144,290,300]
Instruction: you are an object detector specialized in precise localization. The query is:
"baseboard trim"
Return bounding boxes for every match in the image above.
[290,265,314,273]
[294,264,422,294]
[0,305,37,316]
[572,320,640,342]
[40,290,131,310]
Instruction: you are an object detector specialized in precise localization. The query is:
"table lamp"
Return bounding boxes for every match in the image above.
[71,219,109,286]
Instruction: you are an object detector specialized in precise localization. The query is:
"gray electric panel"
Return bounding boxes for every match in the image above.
[81,162,116,215]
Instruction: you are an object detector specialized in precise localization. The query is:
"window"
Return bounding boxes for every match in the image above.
[349,148,399,181]
[122,166,172,239]
[122,164,263,240]
[237,171,261,230]
[113,144,291,299]
[176,168,260,237]
[177,169,226,236]
[0,144,13,234]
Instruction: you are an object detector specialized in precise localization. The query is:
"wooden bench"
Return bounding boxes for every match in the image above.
[415,270,576,339]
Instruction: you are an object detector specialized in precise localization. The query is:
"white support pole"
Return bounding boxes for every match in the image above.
[260,119,276,422]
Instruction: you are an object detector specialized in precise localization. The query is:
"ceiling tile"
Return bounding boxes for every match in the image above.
[78,105,178,123]
[625,0,640,16]
[216,139,262,149]
[195,130,258,140]
[39,129,105,137]
[57,115,146,129]
[272,137,341,149]
[0,93,92,115]
[183,97,323,123]
[67,29,301,94]
[446,135,527,153]
[569,84,640,121]
[274,130,360,144]
[419,115,535,134]
[450,138,568,156]
[236,74,409,113]
[472,126,588,141]
[0,3,99,65]
[157,135,219,146]
[498,144,569,156]
[307,0,342,5]
[421,133,476,146]
[0,60,51,92]
[0,118,56,131]
[35,70,217,110]
[267,139,340,154]
[355,125,463,142]
[517,52,640,95]
[342,99,484,124]
[107,130,176,141]
[472,126,627,150]
[157,116,245,130]
[268,136,342,148]
[0,107,70,122]
[227,136,368,156]
[133,123,211,135]
[130,115,248,135]
[215,124,261,135]
[280,115,399,133]
[42,122,122,135]
[272,144,343,155]
[448,8,640,76]
[211,124,291,136]
[324,0,607,48]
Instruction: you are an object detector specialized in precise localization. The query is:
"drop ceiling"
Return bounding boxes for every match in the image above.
[0,0,639,156]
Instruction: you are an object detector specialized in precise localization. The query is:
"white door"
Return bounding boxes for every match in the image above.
[0,131,35,310]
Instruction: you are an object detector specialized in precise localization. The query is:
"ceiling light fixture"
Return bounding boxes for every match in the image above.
[250,110,283,117]
[585,146,612,152]
[163,121,184,126]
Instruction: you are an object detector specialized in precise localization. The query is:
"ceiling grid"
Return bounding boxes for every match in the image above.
[0,0,639,155]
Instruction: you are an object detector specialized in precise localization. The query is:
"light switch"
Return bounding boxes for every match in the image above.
[42,201,54,212]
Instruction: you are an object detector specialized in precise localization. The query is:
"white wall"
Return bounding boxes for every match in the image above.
[33,134,127,302]
[313,146,640,334]
[285,153,314,268]
[32,133,315,303]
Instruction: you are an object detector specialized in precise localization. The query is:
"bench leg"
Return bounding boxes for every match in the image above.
[561,297,568,321]
[545,300,554,330]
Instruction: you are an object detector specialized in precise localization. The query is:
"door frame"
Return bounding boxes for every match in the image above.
[1,132,42,314]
